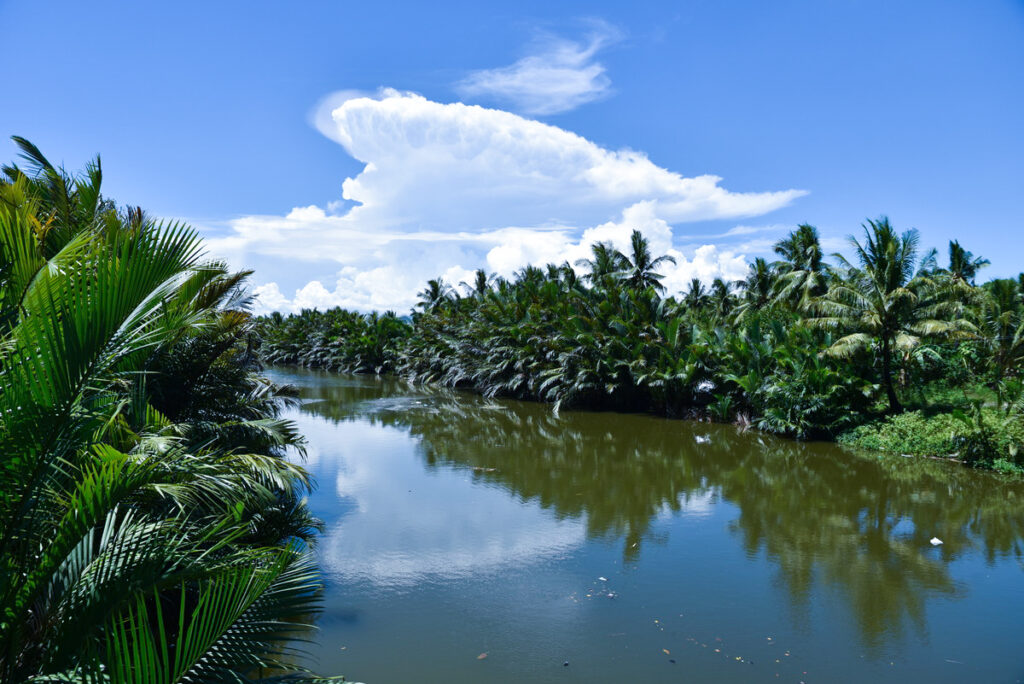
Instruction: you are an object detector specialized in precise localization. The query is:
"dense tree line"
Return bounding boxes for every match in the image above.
[259,308,410,373]
[260,220,1024,472]
[0,139,339,681]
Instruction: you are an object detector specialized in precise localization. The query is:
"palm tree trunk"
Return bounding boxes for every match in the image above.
[881,334,902,413]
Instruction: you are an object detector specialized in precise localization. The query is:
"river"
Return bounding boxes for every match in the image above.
[267,367,1024,684]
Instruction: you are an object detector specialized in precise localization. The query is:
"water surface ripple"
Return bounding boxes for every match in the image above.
[269,368,1024,684]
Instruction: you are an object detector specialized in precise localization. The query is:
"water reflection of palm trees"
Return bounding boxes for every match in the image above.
[290,369,1024,649]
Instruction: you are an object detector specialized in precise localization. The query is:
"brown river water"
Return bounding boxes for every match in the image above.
[268,367,1024,684]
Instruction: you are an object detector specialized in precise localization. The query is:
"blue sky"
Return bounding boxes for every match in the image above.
[2,1,1022,311]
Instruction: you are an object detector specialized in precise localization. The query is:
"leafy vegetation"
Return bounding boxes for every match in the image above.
[839,402,1024,473]
[261,214,1024,472]
[0,139,338,682]
[258,307,410,373]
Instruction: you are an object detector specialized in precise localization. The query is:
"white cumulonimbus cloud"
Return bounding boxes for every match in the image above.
[455,23,619,116]
[202,89,807,313]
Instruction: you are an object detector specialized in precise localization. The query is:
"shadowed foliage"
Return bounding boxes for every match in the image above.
[0,139,340,683]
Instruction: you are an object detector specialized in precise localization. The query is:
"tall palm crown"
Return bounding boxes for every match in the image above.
[710,277,736,320]
[576,241,627,287]
[946,240,990,285]
[683,278,709,311]
[416,277,453,312]
[557,261,580,290]
[772,223,828,310]
[460,268,491,298]
[732,257,777,322]
[810,217,969,412]
[515,264,547,287]
[620,229,676,292]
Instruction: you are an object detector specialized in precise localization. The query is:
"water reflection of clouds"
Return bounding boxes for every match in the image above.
[280,370,1024,674]
[295,413,586,586]
[658,490,717,521]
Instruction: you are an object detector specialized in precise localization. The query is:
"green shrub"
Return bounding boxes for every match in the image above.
[839,408,1024,471]
[838,411,962,456]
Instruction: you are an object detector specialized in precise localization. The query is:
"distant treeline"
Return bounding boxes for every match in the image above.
[258,223,1024,472]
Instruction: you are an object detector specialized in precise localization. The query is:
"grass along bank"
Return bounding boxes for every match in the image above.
[839,403,1024,475]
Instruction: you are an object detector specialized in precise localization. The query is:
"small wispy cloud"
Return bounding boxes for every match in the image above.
[675,224,789,241]
[456,22,621,116]
[723,224,778,237]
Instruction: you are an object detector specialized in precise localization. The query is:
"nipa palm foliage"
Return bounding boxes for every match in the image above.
[258,307,410,374]
[375,230,871,432]
[259,218,1022,454]
[0,139,337,683]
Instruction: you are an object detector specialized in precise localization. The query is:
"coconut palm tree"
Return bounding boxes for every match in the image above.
[556,260,581,291]
[710,277,737,321]
[809,217,969,412]
[576,241,627,288]
[732,257,777,323]
[683,278,709,313]
[416,278,453,313]
[619,229,676,293]
[773,223,828,310]
[461,268,492,298]
[944,240,990,286]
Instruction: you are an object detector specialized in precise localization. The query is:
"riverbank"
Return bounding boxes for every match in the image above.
[266,359,1024,480]
[270,366,1024,683]
[838,407,1024,475]
[257,223,1024,474]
